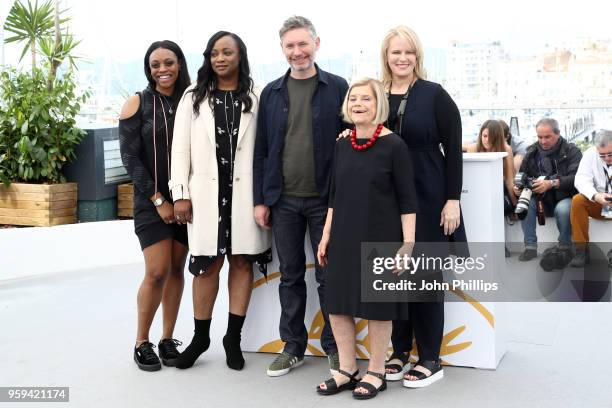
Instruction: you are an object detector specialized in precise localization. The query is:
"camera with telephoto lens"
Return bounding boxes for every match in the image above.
[514,173,547,225]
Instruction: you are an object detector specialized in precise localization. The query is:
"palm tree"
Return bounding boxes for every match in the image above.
[39,0,80,85]
[3,0,67,70]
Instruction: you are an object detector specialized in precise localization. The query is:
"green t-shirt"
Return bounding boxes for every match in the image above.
[282,75,319,197]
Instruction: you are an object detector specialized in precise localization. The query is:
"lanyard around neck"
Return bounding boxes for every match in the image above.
[603,165,612,194]
[388,79,416,136]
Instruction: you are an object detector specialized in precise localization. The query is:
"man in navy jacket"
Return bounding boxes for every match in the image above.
[513,118,582,261]
[253,15,348,377]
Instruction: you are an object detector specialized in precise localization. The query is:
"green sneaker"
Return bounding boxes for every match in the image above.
[266,351,304,377]
[328,351,339,375]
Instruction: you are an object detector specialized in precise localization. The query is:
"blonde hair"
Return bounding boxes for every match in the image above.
[341,77,389,125]
[380,25,427,90]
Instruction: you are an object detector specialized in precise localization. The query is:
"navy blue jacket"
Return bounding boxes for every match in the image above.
[253,65,349,207]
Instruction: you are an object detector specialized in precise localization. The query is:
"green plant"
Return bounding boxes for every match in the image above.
[1,0,89,186]
[39,31,81,76]
[0,67,90,186]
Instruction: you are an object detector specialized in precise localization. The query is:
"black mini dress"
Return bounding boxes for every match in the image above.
[119,86,188,250]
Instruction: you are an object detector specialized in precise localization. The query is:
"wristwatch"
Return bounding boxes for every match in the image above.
[153,196,166,207]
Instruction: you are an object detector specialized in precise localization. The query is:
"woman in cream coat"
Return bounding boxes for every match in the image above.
[169,31,271,371]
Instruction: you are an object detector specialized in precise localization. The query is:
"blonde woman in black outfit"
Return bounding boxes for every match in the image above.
[119,40,191,371]
[381,26,467,388]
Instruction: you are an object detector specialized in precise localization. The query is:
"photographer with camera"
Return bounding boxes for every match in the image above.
[512,118,582,262]
[570,130,612,267]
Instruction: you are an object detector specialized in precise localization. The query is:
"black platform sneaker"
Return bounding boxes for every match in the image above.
[134,342,161,372]
[158,338,182,367]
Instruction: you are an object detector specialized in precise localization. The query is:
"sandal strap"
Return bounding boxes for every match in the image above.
[355,381,377,394]
[323,378,339,390]
[405,369,427,380]
[414,360,441,372]
[366,370,386,381]
[337,368,359,381]
[388,351,410,365]
[321,369,359,390]
[405,360,442,380]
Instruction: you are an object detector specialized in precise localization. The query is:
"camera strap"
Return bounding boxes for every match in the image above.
[603,165,612,194]
[387,79,416,137]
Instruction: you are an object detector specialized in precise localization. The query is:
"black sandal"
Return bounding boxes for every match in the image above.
[316,368,360,395]
[385,351,411,381]
[403,360,444,388]
[352,370,387,400]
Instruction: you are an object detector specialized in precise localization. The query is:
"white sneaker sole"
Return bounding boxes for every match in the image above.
[403,369,443,388]
[266,359,304,377]
[385,363,413,381]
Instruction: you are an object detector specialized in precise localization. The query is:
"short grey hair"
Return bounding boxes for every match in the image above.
[279,15,317,40]
[341,78,389,125]
[536,118,560,135]
[594,129,612,147]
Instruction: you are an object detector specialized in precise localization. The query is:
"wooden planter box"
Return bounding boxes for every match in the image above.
[117,183,134,218]
[0,182,77,227]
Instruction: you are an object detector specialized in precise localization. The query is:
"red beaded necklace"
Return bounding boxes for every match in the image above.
[351,123,384,151]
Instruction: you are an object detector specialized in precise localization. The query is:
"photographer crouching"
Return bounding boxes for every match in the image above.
[513,118,582,262]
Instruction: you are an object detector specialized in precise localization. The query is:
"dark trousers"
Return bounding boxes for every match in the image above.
[392,301,444,361]
[271,195,337,358]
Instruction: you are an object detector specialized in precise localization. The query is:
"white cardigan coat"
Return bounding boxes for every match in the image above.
[169,86,271,256]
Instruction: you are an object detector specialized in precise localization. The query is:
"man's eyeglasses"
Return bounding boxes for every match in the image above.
[599,152,612,159]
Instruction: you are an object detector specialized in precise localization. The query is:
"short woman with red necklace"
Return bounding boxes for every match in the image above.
[316,78,417,400]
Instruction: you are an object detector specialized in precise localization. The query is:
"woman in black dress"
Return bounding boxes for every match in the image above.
[381,25,467,388]
[119,40,191,371]
[170,31,271,371]
[316,78,417,400]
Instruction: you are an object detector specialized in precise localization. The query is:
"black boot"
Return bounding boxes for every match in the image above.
[223,313,246,370]
[175,318,211,369]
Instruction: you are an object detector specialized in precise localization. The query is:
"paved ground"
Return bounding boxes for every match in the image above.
[1,264,611,408]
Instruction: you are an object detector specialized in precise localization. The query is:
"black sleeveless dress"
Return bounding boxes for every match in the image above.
[119,86,188,250]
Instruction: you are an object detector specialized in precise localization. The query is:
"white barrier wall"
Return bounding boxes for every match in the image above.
[456,153,508,368]
[0,220,141,281]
